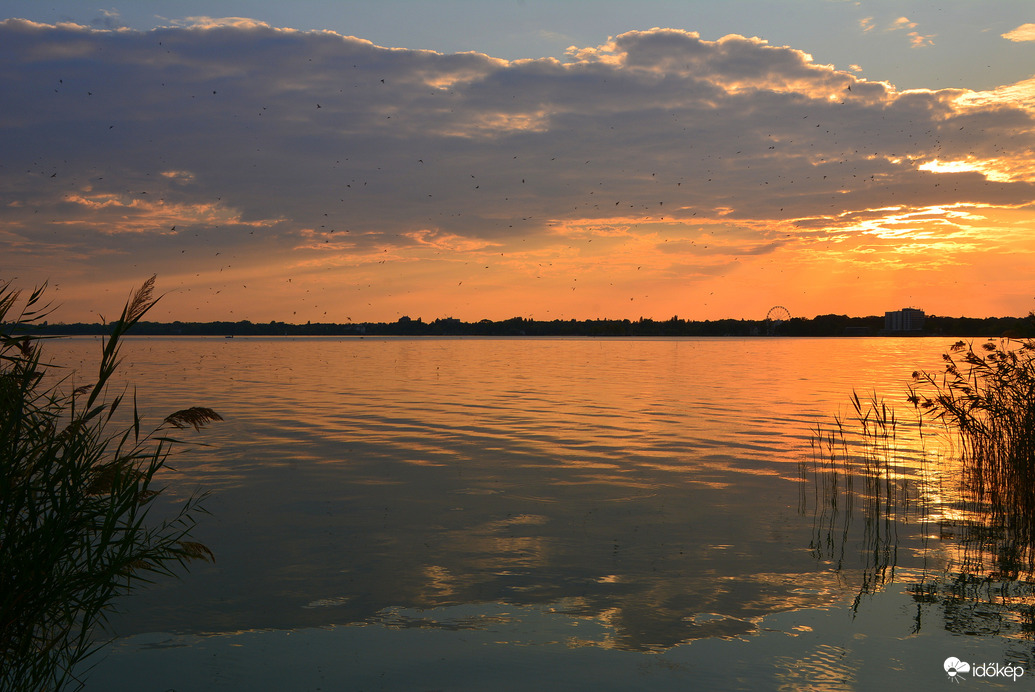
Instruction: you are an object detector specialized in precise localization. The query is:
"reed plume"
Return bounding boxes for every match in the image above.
[0,277,218,691]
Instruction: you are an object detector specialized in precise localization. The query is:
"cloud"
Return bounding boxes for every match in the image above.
[907,31,935,47]
[90,9,125,30]
[0,19,1033,320]
[170,16,278,31]
[887,15,934,47]
[859,17,874,32]
[1002,23,1035,42]
[955,76,1035,115]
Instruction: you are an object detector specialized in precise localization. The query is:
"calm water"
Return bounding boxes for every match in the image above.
[49,336,1031,690]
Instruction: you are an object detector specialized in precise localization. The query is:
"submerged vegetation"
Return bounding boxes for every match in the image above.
[804,337,1035,643]
[0,277,221,691]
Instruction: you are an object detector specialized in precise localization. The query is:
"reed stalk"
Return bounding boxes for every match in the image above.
[0,277,221,691]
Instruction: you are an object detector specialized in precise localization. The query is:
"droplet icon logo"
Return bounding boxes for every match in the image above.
[944,657,970,682]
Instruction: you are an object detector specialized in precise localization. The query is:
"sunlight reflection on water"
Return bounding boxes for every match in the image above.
[44,336,1030,689]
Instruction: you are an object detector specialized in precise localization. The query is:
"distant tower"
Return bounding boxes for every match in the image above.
[765,305,791,335]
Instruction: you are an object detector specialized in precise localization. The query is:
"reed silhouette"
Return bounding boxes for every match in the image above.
[0,277,221,691]
[803,338,1035,646]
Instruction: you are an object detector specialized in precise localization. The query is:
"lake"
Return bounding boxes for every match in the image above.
[52,336,1032,690]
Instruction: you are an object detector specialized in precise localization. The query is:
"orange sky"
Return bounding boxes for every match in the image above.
[2,17,1034,323]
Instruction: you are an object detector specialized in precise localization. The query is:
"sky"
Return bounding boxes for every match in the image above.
[2,1,1034,324]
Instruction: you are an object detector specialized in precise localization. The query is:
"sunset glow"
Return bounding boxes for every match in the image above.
[2,3,1034,323]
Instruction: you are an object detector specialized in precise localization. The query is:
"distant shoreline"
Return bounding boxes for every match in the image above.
[10,314,1033,339]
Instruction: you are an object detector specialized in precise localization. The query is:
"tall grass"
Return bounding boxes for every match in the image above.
[911,339,1035,531]
[0,277,221,691]
[803,336,1035,637]
[804,390,928,610]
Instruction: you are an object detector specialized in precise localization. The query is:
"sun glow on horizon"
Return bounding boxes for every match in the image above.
[1,14,1034,323]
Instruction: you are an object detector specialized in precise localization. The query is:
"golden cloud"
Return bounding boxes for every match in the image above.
[1002,23,1035,42]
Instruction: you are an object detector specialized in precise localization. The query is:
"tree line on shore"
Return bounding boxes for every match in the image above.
[10,312,1035,338]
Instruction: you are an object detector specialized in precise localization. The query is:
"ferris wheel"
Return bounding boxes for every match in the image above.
[765,305,791,334]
